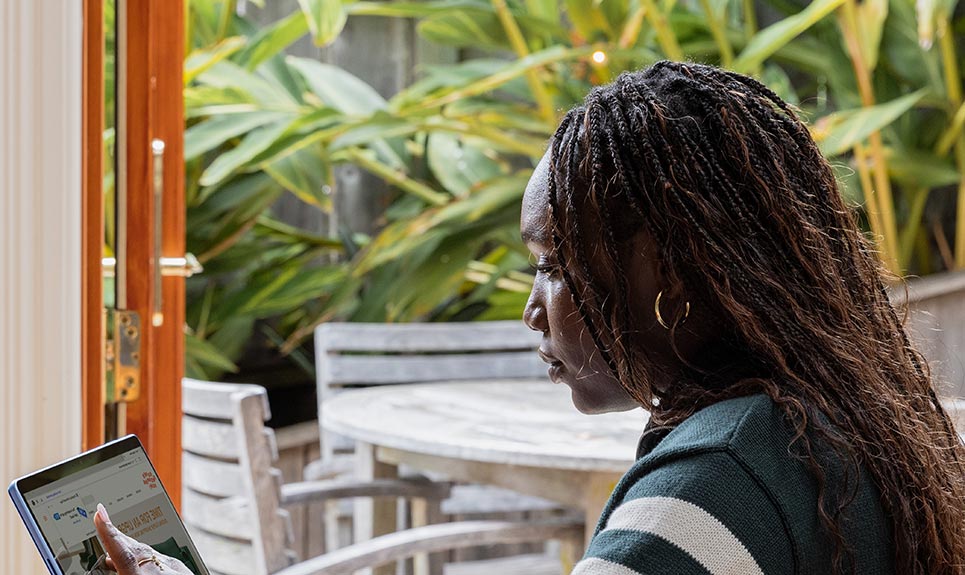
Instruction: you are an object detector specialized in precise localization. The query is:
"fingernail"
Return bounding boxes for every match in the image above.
[96,503,111,524]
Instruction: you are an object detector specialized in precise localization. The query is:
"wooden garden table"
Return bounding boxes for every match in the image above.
[321,379,648,554]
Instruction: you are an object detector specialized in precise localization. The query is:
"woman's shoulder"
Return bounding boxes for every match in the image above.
[576,395,795,574]
[580,393,893,575]
[581,445,794,574]
[646,393,784,461]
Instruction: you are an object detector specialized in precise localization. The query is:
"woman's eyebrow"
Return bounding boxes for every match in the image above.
[521,228,552,246]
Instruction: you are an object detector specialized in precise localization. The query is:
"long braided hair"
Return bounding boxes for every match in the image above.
[545,61,965,574]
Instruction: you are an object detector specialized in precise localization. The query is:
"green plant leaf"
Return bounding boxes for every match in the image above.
[264,145,333,208]
[212,263,345,321]
[185,86,257,118]
[349,1,497,18]
[297,0,349,47]
[418,10,509,50]
[564,0,614,41]
[184,36,247,84]
[887,150,961,189]
[287,57,388,115]
[185,332,240,374]
[815,89,928,157]
[915,0,959,49]
[524,0,558,25]
[185,111,293,160]
[427,175,526,228]
[732,0,847,73]
[854,0,888,71]
[395,45,595,112]
[194,186,285,261]
[255,54,307,104]
[197,60,299,108]
[350,3,563,46]
[256,216,343,249]
[200,119,294,186]
[190,171,275,216]
[427,133,503,197]
[760,63,799,105]
[354,175,526,274]
[235,11,310,70]
[337,147,450,205]
[475,289,530,320]
[392,59,533,109]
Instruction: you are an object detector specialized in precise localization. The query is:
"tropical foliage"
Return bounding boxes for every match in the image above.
[183,0,965,379]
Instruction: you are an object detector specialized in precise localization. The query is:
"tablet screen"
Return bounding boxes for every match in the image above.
[18,438,207,575]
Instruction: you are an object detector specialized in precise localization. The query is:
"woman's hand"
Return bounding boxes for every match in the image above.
[93,504,194,575]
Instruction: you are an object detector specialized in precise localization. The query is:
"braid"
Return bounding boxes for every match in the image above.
[547,113,619,375]
[545,61,965,575]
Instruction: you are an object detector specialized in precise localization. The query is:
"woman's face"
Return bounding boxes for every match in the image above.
[521,152,640,414]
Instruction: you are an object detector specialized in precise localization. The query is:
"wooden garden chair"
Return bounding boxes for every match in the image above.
[181,378,582,575]
[306,322,578,553]
[309,321,548,474]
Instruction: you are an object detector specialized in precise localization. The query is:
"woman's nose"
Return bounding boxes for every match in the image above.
[523,286,549,333]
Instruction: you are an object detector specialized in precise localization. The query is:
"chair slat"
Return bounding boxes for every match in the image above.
[235,391,291,574]
[183,377,271,420]
[182,452,245,497]
[189,526,258,575]
[272,519,583,575]
[442,485,561,515]
[315,321,539,353]
[323,352,546,387]
[182,415,240,459]
[443,553,565,575]
[181,490,254,540]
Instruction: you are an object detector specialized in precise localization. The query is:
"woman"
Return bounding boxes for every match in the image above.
[96,61,965,574]
[521,61,965,574]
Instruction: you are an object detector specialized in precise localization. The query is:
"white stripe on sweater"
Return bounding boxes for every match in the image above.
[571,557,643,575]
[601,496,764,575]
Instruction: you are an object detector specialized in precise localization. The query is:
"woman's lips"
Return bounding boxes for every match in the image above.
[538,349,564,382]
[537,349,562,366]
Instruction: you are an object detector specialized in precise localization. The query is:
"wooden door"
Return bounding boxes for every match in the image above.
[82,0,186,505]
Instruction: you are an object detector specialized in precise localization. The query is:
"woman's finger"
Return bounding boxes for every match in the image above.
[93,503,144,574]
[160,554,190,573]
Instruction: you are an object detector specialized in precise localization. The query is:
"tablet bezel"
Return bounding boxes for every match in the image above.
[12,434,142,498]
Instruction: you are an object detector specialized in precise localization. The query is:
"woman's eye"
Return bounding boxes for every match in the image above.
[534,259,560,276]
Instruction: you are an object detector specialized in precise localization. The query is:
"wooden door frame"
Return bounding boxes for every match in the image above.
[82,0,105,451]
[82,0,185,506]
[149,0,186,508]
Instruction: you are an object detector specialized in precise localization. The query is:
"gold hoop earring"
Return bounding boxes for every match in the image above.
[654,290,691,330]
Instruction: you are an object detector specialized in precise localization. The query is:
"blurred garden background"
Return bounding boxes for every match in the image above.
[177,0,965,420]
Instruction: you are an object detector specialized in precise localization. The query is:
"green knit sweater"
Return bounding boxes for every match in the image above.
[573,394,894,575]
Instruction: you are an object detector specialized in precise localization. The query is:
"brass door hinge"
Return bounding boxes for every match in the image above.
[105,309,141,403]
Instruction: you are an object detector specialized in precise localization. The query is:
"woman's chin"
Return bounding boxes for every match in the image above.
[562,377,641,414]
[566,384,616,414]
[547,363,565,383]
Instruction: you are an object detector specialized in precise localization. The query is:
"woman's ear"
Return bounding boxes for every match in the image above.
[626,229,664,287]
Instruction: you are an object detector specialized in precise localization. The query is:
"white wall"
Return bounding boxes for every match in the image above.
[0,0,83,573]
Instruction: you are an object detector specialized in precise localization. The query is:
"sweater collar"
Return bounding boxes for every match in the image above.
[635,418,674,459]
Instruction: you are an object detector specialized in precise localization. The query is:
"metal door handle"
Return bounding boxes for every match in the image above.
[159,254,203,277]
[103,254,202,278]
[152,139,164,326]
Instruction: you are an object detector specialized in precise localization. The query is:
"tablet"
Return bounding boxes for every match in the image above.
[8,435,209,575]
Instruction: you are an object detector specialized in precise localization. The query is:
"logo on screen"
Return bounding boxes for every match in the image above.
[53,513,61,520]
[142,471,158,490]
